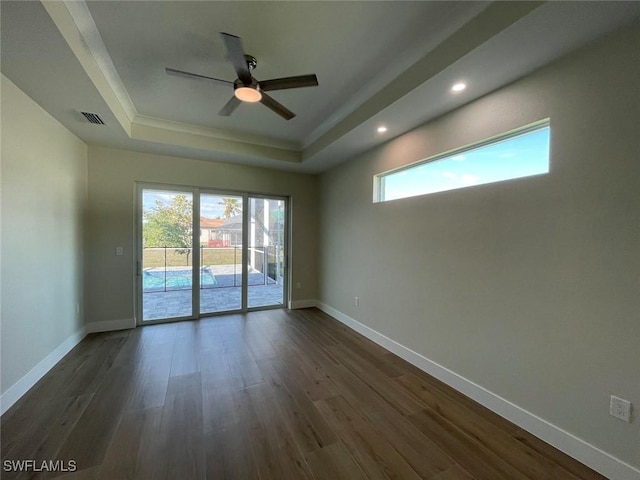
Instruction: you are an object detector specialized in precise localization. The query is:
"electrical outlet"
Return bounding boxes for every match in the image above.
[296,282,302,289]
[115,247,124,256]
[354,296,359,307]
[609,395,632,422]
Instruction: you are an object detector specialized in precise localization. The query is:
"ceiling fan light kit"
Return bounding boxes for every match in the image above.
[234,78,262,103]
[166,32,318,120]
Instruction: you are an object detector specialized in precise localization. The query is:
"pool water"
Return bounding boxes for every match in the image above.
[143,268,216,291]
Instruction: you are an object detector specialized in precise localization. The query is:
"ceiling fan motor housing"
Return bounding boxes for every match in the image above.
[234,77,260,91]
[244,55,257,71]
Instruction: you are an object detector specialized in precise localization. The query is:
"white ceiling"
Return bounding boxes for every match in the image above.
[2,1,639,173]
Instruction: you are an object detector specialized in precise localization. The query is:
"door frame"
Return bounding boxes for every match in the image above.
[135,182,289,326]
[135,182,199,326]
[198,188,247,315]
[246,194,289,313]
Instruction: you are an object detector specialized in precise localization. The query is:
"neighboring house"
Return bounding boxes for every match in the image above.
[201,215,243,247]
[200,210,279,249]
[199,217,225,246]
[205,210,283,280]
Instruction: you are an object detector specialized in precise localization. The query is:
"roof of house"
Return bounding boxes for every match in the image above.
[200,217,225,229]
[200,216,244,230]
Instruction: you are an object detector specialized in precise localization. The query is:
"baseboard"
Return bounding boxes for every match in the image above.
[1,328,85,416]
[85,317,136,333]
[289,299,318,309]
[316,301,640,480]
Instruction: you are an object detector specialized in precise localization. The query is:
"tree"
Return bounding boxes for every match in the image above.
[219,197,242,218]
[143,195,193,265]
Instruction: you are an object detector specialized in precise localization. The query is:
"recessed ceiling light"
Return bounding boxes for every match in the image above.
[377,126,388,133]
[451,82,466,92]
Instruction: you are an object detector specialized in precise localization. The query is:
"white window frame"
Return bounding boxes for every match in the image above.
[374,119,551,203]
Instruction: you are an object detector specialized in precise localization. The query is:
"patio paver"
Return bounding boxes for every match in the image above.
[143,283,284,320]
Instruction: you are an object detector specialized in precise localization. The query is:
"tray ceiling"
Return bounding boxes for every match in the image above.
[2,1,639,172]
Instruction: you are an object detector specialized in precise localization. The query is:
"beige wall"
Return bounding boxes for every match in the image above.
[85,146,318,325]
[318,24,640,467]
[2,16,638,473]
[1,75,87,394]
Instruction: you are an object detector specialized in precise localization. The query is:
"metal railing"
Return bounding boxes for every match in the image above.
[142,246,283,292]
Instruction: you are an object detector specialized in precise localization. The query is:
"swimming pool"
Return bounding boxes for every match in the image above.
[143,268,216,291]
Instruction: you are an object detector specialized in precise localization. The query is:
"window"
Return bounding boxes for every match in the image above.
[374,120,550,202]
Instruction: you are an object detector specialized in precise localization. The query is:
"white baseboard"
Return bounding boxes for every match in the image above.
[289,299,318,309]
[1,329,85,416]
[1,317,136,417]
[85,317,135,334]
[316,301,640,480]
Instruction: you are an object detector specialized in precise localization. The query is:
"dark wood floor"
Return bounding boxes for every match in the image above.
[2,308,605,480]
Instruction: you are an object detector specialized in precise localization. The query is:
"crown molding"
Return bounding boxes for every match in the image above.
[40,0,302,164]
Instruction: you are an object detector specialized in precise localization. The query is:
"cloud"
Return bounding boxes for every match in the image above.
[460,174,478,185]
[201,203,223,217]
[442,171,457,179]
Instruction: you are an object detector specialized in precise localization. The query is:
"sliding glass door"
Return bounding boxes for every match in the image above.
[140,188,194,322]
[248,197,286,308]
[199,193,244,314]
[137,185,287,324]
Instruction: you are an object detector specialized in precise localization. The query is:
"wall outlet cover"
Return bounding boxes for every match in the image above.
[609,395,632,422]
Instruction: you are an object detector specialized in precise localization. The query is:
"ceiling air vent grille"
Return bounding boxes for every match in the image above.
[80,112,105,125]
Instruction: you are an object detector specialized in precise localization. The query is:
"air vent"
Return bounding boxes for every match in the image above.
[80,111,105,125]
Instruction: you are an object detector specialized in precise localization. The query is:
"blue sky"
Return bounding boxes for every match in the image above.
[142,191,240,219]
[382,126,550,201]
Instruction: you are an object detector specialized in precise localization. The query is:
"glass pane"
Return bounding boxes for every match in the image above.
[248,198,285,308]
[380,124,550,201]
[200,194,244,313]
[142,189,193,321]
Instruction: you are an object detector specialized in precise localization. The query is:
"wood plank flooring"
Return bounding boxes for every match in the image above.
[1,308,605,480]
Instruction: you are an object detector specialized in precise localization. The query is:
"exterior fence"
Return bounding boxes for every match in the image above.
[142,246,283,292]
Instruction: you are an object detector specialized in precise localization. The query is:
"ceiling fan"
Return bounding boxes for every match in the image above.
[166,32,319,120]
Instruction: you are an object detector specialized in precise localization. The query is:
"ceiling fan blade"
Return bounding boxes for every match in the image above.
[165,67,233,87]
[260,93,295,120]
[218,96,241,116]
[220,32,252,84]
[259,74,319,92]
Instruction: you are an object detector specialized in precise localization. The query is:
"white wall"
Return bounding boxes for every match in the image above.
[1,75,87,399]
[85,146,318,327]
[318,24,640,472]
